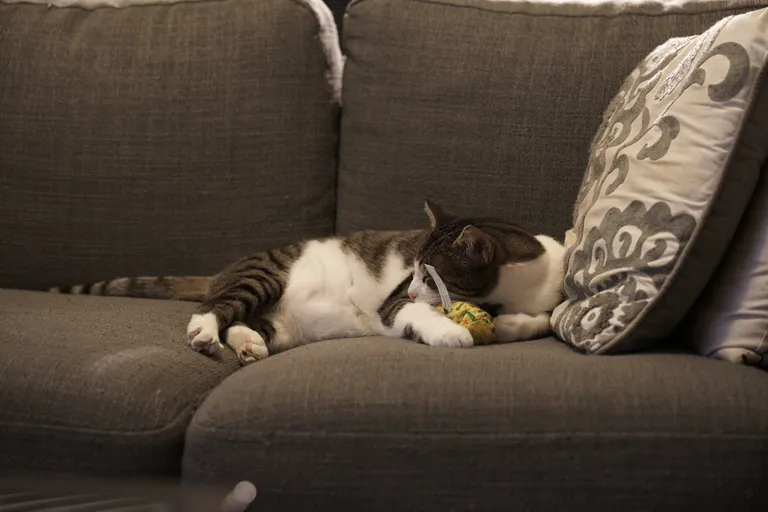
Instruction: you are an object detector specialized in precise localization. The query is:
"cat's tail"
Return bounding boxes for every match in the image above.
[48,276,212,302]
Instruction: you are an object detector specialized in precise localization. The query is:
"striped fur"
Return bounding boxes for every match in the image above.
[49,276,211,302]
[50,201,564,364]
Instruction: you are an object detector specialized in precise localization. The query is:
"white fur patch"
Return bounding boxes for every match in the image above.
[408,261,442,306]
[482,235,565,315]
[225,324,269,364]
[186,312,221,355]
[267,239,412,353]
[389,302,473,348]
[92,346,166,373]
[495,312,551,342]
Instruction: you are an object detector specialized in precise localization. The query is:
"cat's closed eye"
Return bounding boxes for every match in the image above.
[424,276,436,289]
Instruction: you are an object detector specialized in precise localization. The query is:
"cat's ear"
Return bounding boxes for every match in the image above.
[424,200,457,229]
[453,225,499,266]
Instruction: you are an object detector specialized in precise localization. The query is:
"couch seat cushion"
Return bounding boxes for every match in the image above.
[0,289,240,477]
[183,336,768,511]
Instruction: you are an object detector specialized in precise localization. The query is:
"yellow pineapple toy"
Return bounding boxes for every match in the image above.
[435,301,495,345]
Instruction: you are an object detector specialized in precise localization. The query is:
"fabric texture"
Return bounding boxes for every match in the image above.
[183,336,768,511]
[0,0,340,291]
[0,289,241,477]
[0,0,344,105]
[337,0,768,239]
[0,476,236,512]
[552,8,768,354]
[385,0,768,16]
[2,0,221,7]
[685,162,768,368]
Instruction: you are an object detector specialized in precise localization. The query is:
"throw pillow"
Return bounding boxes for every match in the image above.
[551,8,768,354]
[685,160,768,369]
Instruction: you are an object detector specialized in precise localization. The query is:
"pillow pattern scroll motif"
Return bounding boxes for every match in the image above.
[552,9,768,354]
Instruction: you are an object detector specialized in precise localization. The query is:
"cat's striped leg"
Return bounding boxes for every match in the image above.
[186,246,298,354]
[378,278,473,348]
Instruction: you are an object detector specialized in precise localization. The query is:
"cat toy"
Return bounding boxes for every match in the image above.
[425,265,495,345]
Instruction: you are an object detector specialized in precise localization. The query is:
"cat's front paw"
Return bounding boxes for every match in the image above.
[186,312,223,355]
[420,317,474,348]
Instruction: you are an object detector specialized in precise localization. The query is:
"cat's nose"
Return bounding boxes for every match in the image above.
[408,291,417,300]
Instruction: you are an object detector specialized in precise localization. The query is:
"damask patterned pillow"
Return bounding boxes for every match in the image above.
[551,8,768,355]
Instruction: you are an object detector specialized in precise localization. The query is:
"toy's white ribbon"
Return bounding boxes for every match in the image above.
[425,264,452,312]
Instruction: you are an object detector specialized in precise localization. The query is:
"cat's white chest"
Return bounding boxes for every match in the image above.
[271,239,409,345]
[484,235,565,314]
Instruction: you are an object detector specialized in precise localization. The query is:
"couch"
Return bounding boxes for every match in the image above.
[1,0,767,510]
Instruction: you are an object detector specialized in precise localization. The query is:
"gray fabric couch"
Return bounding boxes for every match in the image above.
[1,0,767,510]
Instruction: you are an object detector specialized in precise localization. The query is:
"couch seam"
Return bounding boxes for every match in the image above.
[0,0,225,10]
[285,0,344,235]
[186,428,768,441]
[349,0,768,19]
[0,402,199,438]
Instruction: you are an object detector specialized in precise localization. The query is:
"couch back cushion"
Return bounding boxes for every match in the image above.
[336,0,768,237]
[0,0,341,290]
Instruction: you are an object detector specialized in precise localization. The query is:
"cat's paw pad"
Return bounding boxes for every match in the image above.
[420,317,474,348]
[187,313,222,355]
[226,325,269,365]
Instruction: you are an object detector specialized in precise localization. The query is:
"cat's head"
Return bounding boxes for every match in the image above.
[407,200,543,305]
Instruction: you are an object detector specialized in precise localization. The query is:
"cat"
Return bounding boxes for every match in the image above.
[50,201,565,364]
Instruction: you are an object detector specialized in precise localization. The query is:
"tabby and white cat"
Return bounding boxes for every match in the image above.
[52,201,565,364]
